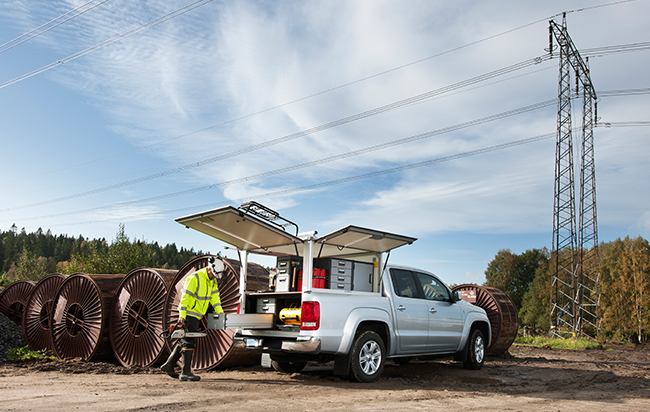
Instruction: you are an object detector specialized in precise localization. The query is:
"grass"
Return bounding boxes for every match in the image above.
[7,346,56,361]
[514,336,603,350]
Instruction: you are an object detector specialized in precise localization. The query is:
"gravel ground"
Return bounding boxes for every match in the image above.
[1,344,649,411]
[0,313,25,362]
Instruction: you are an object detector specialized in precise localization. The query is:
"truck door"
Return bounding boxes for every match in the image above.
[390,269,429,353]
[413,272,464,352]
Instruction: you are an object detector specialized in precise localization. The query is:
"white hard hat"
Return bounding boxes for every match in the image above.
[208,256,224,275]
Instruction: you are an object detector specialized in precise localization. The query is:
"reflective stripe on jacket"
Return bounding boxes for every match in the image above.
[178,267,224,320]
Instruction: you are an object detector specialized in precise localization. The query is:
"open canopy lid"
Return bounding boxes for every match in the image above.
[175,206,302,252]
[176,205,416,257]
[314,225,416,258]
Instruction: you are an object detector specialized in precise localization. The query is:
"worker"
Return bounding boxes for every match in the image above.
[160,256,226,381]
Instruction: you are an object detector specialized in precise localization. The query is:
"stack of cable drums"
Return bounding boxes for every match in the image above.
[51,273,125,361]
[23,274,67,352]
[109,267,178,367]
[452,284,519,355]
[0,280,36,327]
[163,255,269,371]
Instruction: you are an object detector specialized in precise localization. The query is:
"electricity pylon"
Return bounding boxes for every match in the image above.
[549,13,600,339]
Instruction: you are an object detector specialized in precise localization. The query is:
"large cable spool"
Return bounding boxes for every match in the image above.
[50,273,124,361]
[0,280,36,328]
[22,274,67,352]
[453,284,519,356]
[109,268,178,367]
[163,255,269,371]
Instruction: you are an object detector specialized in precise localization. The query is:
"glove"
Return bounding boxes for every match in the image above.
[176,318,185,328]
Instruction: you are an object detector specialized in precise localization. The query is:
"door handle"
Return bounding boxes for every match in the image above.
[396,305,406,311]
[429,308,437,314]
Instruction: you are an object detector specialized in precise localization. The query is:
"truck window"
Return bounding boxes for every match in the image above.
[414,272,450,301]
[390,269,419,298]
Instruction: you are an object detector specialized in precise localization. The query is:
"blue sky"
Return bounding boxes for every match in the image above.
[1,0,648,286]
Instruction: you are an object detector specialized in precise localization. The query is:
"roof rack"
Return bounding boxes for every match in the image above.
[238,201,299,236]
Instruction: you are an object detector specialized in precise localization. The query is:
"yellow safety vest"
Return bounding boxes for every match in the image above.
[179,267,224,320]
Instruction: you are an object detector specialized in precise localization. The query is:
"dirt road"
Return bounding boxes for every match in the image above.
[1,345,649,411]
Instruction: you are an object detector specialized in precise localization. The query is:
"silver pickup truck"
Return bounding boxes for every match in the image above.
[176,202,491,383]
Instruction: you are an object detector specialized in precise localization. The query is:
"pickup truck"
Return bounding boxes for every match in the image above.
[176,202,491,382]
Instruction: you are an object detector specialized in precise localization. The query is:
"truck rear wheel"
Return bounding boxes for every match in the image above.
[462,328,485,370]
[348,331,385,383]
[271,360,307,374]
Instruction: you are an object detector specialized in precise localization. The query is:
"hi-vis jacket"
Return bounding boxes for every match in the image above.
[179,267,225,320]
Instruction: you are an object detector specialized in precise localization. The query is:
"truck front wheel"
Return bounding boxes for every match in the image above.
[349,331,386,383]
[462,328,485,370]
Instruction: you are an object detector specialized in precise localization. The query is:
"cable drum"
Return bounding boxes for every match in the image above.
[452,284,519,356]
[22,274,67,352]
[50,273,124,361]
[163,255,269,371]
[0,280,36,328]
[109,268,177,367]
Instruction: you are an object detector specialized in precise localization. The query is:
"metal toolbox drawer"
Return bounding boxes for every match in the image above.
[208,313,274,330]
[256,297,276,313]
[330,266,352,277]
[330,258,352,270]
[275,274,291,292]
[329,281,352,291]
[330,273,352,283]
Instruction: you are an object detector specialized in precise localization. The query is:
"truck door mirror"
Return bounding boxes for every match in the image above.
[452,290,462,302]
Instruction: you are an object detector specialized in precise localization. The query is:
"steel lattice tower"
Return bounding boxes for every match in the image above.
[549,14,600,339]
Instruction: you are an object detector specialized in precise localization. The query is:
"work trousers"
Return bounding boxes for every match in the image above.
[179,316,200,349]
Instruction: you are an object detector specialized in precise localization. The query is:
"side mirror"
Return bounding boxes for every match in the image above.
[453,290,462,302]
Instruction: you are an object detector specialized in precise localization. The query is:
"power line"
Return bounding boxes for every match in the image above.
[32,131,558,227]
[0,0,215,89]
[3,0,638,186]
[4,98,560,223]
[0,0,110,54]
[0,54,553,212]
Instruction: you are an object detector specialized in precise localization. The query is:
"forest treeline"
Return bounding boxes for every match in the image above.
[485,236,650,344]
[3,225,648,343]
[0,224,205,286]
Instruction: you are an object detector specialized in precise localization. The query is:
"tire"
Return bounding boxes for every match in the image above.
[463,328,485,370]
[393,357,411,365]
[271,360,307,374]
[348,331,386,383]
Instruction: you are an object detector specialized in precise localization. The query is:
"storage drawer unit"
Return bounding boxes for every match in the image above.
[276,256,302,292]
[256,297,276,314]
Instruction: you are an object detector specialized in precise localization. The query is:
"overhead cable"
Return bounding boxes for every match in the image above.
[0,54,553,212]
[32,131,558,227]
[5,98,559,223]
[4,0,637,182]
[0,0,110,55]
[0,0,215,89]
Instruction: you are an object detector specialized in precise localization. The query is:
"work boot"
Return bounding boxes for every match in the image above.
[160,344,182,379]
[179,349,200,381]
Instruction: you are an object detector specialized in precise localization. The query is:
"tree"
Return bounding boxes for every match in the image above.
[15,248,48,282]
[519,260,551,331]
[484,248,548,310]
[600,237,650,343]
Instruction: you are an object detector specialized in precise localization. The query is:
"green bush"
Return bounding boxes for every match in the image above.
[7,346,56,361]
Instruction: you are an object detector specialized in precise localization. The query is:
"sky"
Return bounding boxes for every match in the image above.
[0,0,648,286]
